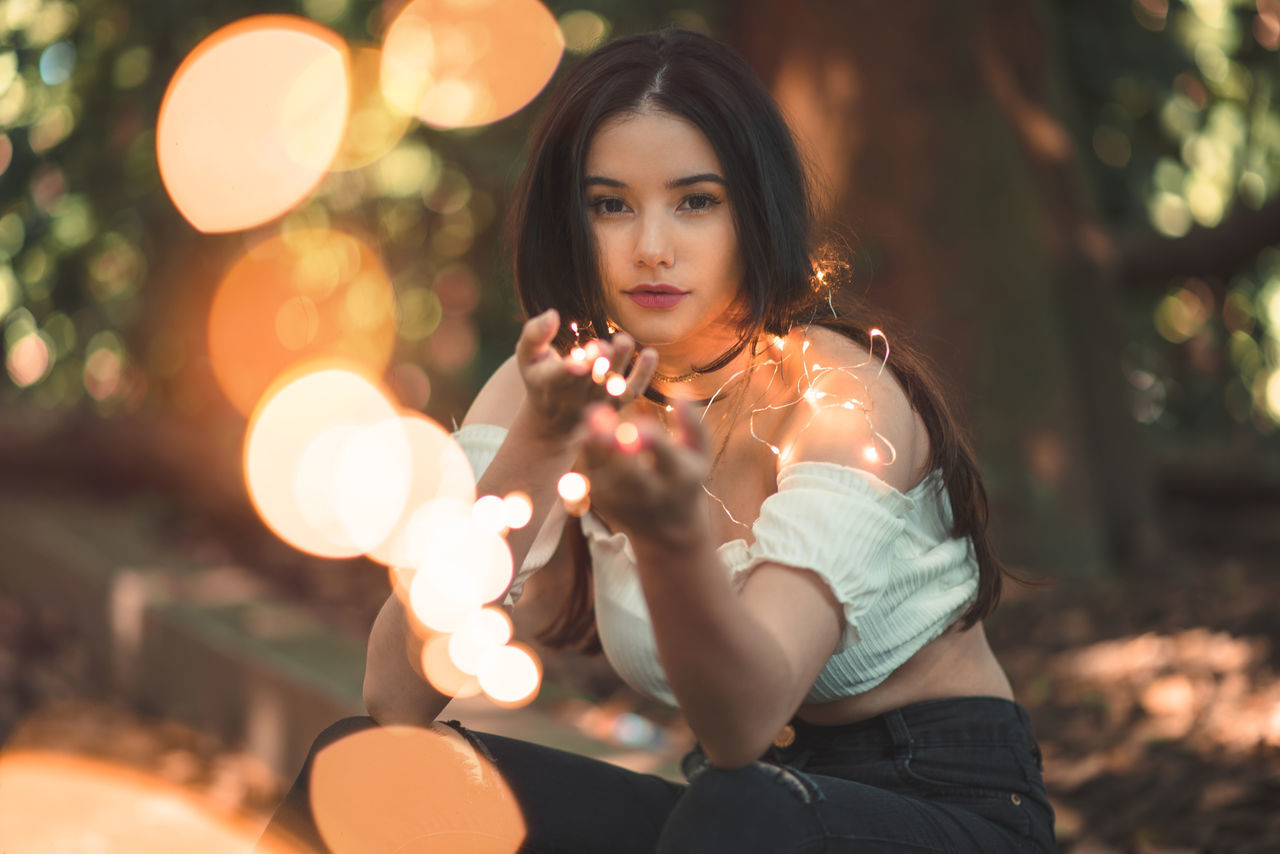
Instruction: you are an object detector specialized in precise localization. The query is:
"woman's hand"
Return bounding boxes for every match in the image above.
[515,309,658,439]
[579,400,713,551]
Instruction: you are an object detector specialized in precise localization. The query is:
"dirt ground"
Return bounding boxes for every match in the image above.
[1,487,1277,852]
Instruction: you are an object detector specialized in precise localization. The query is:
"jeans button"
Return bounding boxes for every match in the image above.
[1010,793,1022,805]
[772,725,796,749]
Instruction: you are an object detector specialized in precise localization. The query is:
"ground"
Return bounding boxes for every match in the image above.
[1,477,1276,852]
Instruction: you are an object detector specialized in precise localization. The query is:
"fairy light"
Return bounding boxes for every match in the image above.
[615,422,641,451]
[605,374,627,397]
[557,472,588,503]
[501,491,532,529]
[591,356,610,383]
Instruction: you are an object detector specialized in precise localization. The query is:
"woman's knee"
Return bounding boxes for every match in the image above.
[657,761,824,854]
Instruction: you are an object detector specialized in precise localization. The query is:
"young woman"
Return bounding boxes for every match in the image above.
[268,28,1056,854]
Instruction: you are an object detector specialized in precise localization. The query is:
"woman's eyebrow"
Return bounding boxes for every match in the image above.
[582,173,727,190]
[667,173,726,188]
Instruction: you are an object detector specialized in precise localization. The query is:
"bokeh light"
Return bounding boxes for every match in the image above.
[558,9,610,54]
[329,44,414,171]
[309,725,524,854]
[447,607,514,674]
[244,368,408,558]
[419,631,482,698]
[380,0,564,129]
[400,500,514,630]
[0,750,302,853]
[501,492,532,530]
[6,332,52,387]
[208,229,396,415]
[476,643,541,707]
[557,472,588,503]
[156,16,350,232]
[364,414,477,567]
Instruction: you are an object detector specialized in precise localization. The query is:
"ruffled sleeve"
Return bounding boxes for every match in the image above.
[451,423,507,482]
[728,461,915,653]
[451,423,566,606]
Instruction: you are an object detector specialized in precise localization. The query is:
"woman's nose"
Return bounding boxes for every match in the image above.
[633,216,673,268]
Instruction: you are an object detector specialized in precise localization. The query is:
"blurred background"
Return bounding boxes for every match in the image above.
[0,0,1278,851]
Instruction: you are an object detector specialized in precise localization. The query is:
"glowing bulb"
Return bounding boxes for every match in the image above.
[615,422,640,451]
[665,405,674,413]
[772,336,785,349]
[557,472,588,503]
[605,374,626,397]
[769,444,781,456]
[569,321,580,338]
[591,356,610,383]
[502,491,532,529]
[472,494,507,533]
[448,607,514,674]
[863,446,880,463]
[477,643,540,705]
[570,347,586,362]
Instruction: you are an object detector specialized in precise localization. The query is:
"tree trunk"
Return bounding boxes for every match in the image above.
[730,0,1160,576]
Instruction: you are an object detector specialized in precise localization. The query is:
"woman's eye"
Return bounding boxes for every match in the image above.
[590,197,628,215]
[682,193,720,212]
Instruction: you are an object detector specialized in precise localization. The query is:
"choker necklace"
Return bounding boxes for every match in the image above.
[643,385,718,408]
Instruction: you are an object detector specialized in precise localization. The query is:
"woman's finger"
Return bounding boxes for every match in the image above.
[515,308,559,368]
[672,397,712,456]
[639,418,708,482]
[623,347,659,401]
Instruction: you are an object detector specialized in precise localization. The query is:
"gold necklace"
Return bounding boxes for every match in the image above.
[651,367,699,384]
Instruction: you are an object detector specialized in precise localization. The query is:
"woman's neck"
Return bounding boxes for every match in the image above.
[648,337,757,404]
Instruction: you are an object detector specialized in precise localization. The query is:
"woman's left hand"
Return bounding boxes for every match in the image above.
[578,401,713,551]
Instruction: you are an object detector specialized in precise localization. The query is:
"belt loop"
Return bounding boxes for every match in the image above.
[883,709,913,757]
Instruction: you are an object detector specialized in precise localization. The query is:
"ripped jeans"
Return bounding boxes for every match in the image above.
[258,697,1056,853]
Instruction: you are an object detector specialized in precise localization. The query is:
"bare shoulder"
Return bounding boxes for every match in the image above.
[776,325,931,492]
[461,354,527,430]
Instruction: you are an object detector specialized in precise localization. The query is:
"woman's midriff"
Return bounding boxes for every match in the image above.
[795,621,1014,726]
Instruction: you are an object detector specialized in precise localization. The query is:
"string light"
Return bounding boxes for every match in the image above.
[556,319,901,530]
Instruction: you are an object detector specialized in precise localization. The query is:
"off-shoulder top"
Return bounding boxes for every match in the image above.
[453,423,978,705]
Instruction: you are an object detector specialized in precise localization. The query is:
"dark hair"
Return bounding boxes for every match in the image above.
[506,30,1010,654]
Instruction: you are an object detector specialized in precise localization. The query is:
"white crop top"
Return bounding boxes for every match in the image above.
[453,423,979,705]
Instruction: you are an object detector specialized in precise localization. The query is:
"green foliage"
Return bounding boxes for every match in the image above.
[1059,0,1280,445]
[0,0,723,424]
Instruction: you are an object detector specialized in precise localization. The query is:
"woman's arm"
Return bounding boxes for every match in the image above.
[580,338,926,767]
[363,310,656,725]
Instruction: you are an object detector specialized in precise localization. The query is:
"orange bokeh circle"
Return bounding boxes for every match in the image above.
[381,0,564,129]
[209,229,396,416]
[310,725,525,853]
[157,15,350,232]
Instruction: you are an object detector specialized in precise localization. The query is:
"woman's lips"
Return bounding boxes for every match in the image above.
[625,287,688,309]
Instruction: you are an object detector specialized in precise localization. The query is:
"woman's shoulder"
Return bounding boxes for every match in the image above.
[774,325,930,493]
[461,354,525,430]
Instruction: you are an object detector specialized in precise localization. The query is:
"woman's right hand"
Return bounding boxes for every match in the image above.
[514,308,657,439]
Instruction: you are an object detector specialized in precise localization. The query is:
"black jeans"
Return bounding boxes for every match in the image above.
[260,697,1056,853]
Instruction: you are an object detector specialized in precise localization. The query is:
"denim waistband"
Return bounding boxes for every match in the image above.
[785,696,1039,751]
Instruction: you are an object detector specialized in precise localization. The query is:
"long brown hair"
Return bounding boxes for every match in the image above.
[507,31,1011,653]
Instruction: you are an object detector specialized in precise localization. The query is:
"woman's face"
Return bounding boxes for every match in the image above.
[583,107,744,362]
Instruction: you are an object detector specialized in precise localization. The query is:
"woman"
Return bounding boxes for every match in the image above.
[268,29,1056,853]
